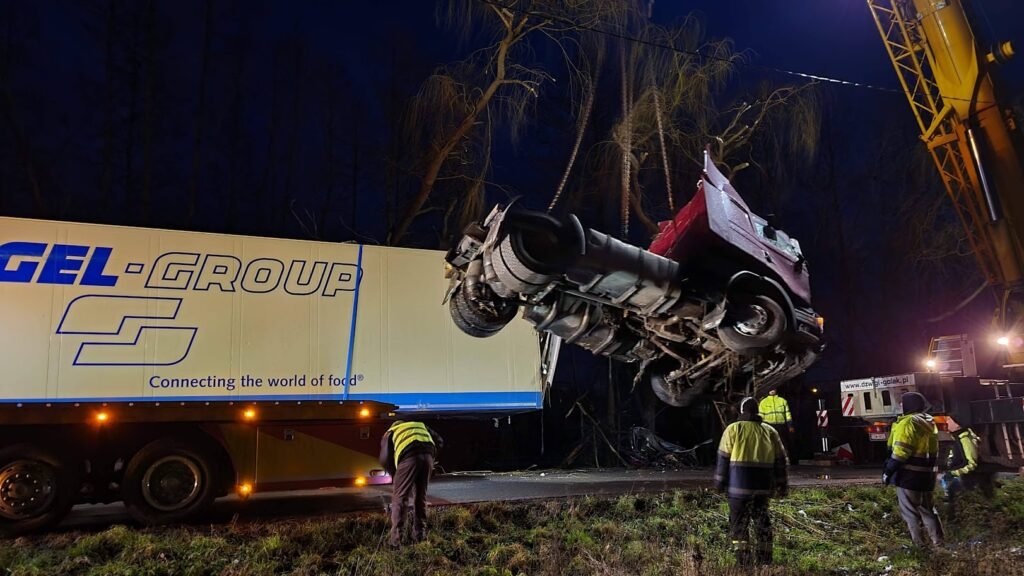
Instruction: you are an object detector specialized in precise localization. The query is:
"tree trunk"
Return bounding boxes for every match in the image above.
[226,33,246,233]
[260,52,282,233]
[630,171,660,236]
[0,87,44,215]
[187,0,213,226]
[318,76,336,237]
[0,6,44,215]
[140,0,156,225]
[350,102,360,239]
[389,18,524,245]
[619,40,631,237]
[282,40,304,230]
[100,0,116,218]
[124,3,143,220]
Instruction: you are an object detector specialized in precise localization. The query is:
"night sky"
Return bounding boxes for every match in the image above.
[3,0,1024,423]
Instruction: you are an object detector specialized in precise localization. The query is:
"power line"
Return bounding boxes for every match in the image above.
[474,0,993,104]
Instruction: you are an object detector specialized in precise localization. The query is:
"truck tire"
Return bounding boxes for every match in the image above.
[449,285,517,338]
[718,294,787,353]
[0,444,78,537]
[122,439,218,526]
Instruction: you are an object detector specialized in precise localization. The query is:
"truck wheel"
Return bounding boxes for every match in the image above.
[122,439,217,526]
[719,294,787,353]
[0,444,77,536]
[449,284,517,338]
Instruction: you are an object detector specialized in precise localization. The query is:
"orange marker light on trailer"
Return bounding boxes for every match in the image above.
[95,411,110,423]
[359,408,371,418]
[355,477,367,487]
[238,483,253,498]
[243,408,257,420]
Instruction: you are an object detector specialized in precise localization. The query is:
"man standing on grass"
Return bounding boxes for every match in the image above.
[379,420,443,547]
[715,396,789,566]
[882,391,944,548]
[941,417,995,521]
[758,389,796,462]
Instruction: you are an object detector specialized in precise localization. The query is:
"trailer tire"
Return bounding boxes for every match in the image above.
[122,438,217,526]
[0,444,78,537]
[449,285,517,338]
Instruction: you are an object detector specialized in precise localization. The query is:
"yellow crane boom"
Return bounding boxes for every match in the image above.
[867,0,1024,363]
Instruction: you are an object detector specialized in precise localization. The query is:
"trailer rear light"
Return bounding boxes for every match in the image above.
[359,408,371,418]
[95,411,110,424]
[243,408,257,421]
[354,477,367,487]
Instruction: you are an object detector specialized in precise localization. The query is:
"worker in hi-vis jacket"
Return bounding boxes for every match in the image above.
[379,420,443,547]
[715,397,789,566]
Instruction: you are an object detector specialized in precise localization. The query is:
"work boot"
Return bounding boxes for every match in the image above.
[411,523,426,544]
[733,541,752,567]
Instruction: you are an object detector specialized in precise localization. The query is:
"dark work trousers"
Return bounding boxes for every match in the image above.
[728,496,773,565]
[390,452,434,546]
[769,423,793,463]
[896,487,944,548]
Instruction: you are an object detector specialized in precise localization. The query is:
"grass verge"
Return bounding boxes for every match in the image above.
[2,481,1024,575]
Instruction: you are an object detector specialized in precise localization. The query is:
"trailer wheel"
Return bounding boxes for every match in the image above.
[449,284,517,338]
[122,439,217,526]
[0,444,77,536]
[719,294,787,353]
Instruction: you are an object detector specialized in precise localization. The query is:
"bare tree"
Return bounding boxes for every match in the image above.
[593,15,820,236]
[389,0,612,245]
[98,0,116,217]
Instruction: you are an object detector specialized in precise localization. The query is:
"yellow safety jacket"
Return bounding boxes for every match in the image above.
[758,396,792,425]
[715,419,788,498]
[389,421,435,468]
[948,429,980,478]
[887,413,938,491]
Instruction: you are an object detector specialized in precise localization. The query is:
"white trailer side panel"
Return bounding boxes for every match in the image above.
[0,217,542,411]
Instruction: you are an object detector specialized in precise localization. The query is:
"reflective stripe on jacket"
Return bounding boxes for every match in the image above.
[887,413,938,491]
[758,396,792,425]
[715,419,788,498]
[389,421,435,468]
[948,429,980,478]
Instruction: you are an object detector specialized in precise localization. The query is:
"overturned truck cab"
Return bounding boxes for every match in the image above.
[444,150,824,406]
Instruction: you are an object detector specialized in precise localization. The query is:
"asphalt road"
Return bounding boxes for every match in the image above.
[57,465,880,532]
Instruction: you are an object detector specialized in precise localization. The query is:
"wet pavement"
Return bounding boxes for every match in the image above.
[57,465,880,532]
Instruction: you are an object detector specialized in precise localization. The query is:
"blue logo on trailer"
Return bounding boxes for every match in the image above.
[56,295,196,366]
[0,242,118,285]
